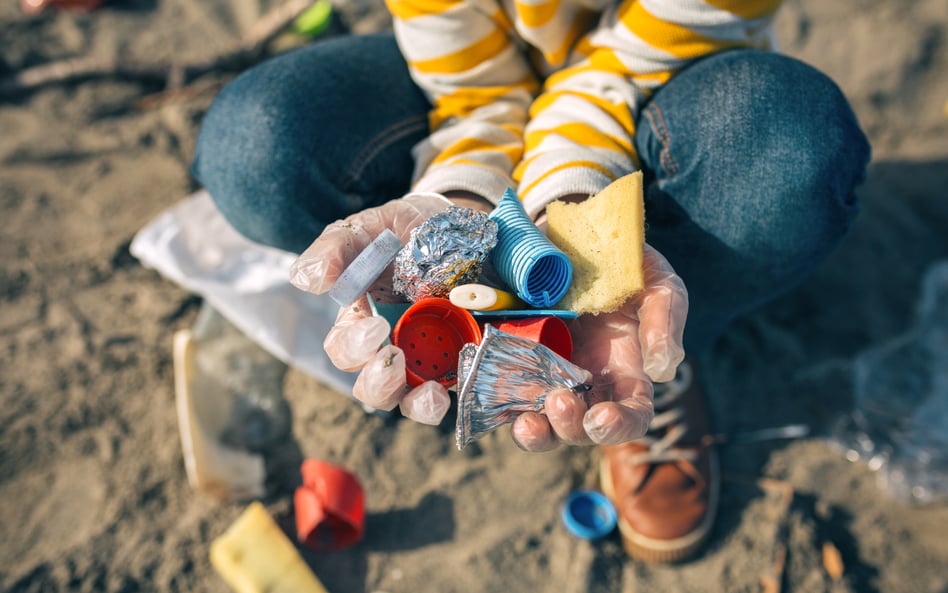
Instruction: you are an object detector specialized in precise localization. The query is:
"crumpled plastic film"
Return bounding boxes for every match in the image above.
[393,207,498,302]
[455,325,593,449]
[833,259,948,506]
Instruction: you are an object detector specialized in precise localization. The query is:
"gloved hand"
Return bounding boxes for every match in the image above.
[290,193,454,423]
[510,243,688,451]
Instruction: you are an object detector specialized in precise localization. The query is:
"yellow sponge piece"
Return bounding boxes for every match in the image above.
[546,172,645,315]
[210,502,329,593]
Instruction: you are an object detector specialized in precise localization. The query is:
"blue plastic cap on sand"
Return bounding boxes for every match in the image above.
[561,490,617,540]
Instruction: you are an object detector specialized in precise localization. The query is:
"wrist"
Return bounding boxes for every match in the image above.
[443,190,494,214]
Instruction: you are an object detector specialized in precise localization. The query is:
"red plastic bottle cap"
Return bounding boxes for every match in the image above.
[392,297,483,387]
[490,316,573,361]
[294,459,365,551]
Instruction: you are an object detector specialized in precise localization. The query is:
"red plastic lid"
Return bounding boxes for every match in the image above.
[490,316,573,361]
[295,459,365,551]
[392,298,482,387]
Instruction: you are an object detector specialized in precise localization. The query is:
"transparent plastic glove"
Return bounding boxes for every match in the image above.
[511,243,688,451]
[290,193,452,302]
[400,380,452,425]
[290,193,453,413]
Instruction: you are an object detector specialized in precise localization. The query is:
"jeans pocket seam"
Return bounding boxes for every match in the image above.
[339,115,429,192]
[644,103,679,179]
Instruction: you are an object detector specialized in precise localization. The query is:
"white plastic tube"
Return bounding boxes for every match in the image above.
[449,283,525,310]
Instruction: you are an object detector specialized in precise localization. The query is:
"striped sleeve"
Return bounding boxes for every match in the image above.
[386,0,539,204]
[516,0,782,216]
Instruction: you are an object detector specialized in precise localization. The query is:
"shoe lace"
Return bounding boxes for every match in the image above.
[625,361,699,466]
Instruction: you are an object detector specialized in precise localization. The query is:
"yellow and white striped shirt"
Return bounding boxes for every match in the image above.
[387,0,782,216]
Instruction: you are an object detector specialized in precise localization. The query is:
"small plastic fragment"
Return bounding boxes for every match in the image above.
[329,229,402,307]
[449,283,525,311]
[292,0,333,38]
[469,308,578,320]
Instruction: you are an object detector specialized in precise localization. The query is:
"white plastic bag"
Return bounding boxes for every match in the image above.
[130,190,357,396]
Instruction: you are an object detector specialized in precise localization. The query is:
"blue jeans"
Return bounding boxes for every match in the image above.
[192,34,870,355]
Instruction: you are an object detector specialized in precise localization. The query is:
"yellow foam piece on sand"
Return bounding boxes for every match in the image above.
[210,502,329,593]
[546,172,645,315]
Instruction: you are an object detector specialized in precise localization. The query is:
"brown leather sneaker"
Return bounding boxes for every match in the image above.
[599,360,719,563]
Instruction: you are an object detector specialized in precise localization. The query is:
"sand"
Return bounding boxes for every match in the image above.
[2,0,948,591]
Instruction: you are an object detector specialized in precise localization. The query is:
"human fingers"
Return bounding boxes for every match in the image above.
[633,243,688,383]
[290,216,381,295]
[511,411,560,452]
[582,347,653,444]
[323,297,391,372]
[571,313,654,444]
[584,399,653,444]
[544,388,594,446]
[388,193,452,241]
[289,193,450,295]
[351,344,408,411]
[399,381,451,425]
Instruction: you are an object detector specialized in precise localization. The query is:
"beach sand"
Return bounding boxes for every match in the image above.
[2,0,948,591]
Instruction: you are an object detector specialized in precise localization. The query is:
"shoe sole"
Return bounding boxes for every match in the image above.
[598,448,720,564]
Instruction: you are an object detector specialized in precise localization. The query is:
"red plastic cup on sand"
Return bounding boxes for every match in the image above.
[392,298,483,387]
[294,459,365,551]
[489,316,573,361]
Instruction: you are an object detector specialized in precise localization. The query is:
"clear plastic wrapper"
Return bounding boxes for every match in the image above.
[393,207,498,302]
[832,260,948,506]
[455,325,593,450]
[327,229,402,307]
[190,303,291,453]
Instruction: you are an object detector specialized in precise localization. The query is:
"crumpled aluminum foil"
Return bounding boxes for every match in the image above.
[393,207,498,302]
[455,325,593,450]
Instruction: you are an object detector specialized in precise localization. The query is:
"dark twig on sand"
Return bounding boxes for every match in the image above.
[134,79,225,110]
[757,477,794,593]
[724,474,795,593]
[0,0,314,97]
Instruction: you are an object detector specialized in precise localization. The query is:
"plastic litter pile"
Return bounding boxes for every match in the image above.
[330,192,592,449]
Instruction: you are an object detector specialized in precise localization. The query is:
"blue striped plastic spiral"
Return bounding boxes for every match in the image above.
[488,189,572,308]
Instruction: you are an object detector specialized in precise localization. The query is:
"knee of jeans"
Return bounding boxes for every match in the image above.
[192,72,320,250]
[699,52,870,167]
[713,53,868,261]
[727,172,862,290]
